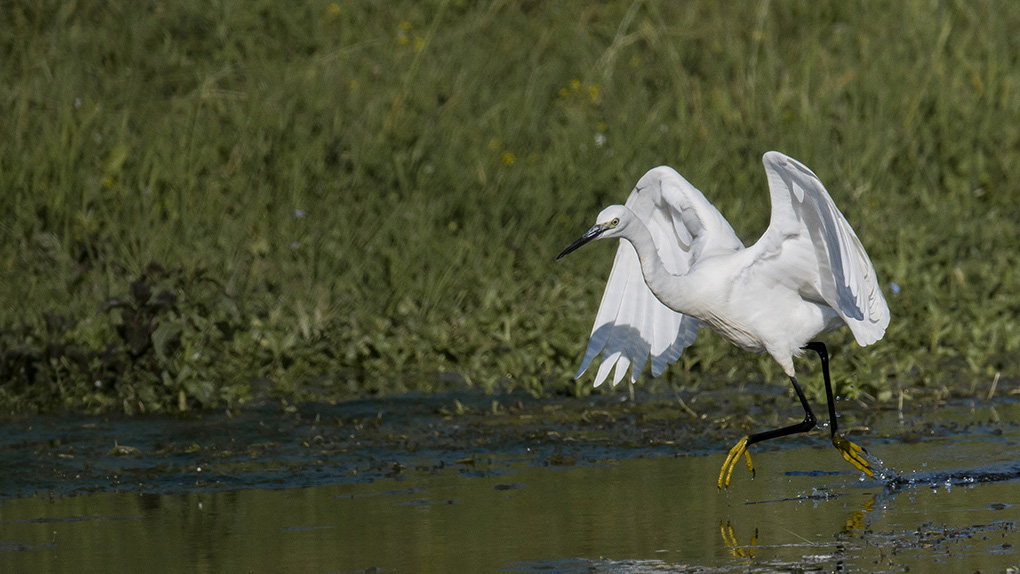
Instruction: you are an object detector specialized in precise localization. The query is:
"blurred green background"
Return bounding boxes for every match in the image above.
[2,0,1018,414]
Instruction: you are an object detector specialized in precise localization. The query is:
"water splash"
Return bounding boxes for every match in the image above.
[862,448,899,483]
[884,460,1020,491]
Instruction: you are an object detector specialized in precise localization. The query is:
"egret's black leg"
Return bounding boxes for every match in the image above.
[719,342,875,488]
[719,375,817,488]
[744,375,817,446]
[804,341,875,478]
[804,341,839,436]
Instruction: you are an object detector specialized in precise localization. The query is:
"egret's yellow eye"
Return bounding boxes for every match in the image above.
[610,217,620,227]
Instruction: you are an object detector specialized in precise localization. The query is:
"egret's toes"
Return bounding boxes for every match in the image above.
[832,433,875,478]
[719,521,737,546]
[718,436,754,489]
[720,521,758,558]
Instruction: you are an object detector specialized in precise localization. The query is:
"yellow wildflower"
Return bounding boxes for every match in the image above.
[398,21,412,45]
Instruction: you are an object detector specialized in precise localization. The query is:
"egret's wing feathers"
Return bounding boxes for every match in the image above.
[576,169,711,387]
[577,232,682,386]
[758,151,890,345]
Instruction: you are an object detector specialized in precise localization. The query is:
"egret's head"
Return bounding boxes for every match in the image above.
[556,205,631,260]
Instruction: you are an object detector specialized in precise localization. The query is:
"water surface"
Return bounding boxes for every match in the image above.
[1,394,1018,572]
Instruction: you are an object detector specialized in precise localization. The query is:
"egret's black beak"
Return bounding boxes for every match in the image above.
[557,224,607,260]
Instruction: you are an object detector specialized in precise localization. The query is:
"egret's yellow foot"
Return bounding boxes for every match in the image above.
[719,521,757,558]
[843,498,875,535]
[832,432,875,478]
[717,436,755,489]
[719,521,737,547]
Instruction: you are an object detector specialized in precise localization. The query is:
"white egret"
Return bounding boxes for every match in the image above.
[557,151,890,488]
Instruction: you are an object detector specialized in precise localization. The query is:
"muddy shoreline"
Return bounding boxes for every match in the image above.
[2,388,1016,500]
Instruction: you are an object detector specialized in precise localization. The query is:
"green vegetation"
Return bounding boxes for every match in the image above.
[2,1,1019,414]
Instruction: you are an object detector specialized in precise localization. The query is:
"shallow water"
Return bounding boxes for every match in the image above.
[1,394,1019,573]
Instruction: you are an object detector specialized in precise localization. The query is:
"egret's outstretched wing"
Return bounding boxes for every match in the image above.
[756,151,890,345]
[576,167,741,387]
[578,238,698,387]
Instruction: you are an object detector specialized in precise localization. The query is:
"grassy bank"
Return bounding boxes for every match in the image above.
[2,0,1019,414]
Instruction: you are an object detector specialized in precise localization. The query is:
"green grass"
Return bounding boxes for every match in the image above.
[2,0,1019,413]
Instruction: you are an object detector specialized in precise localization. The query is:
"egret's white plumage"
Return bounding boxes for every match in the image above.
[557,151,891,486]
[562,151,889,386]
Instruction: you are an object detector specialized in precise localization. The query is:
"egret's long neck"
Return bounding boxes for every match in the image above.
[622,221,696,314]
